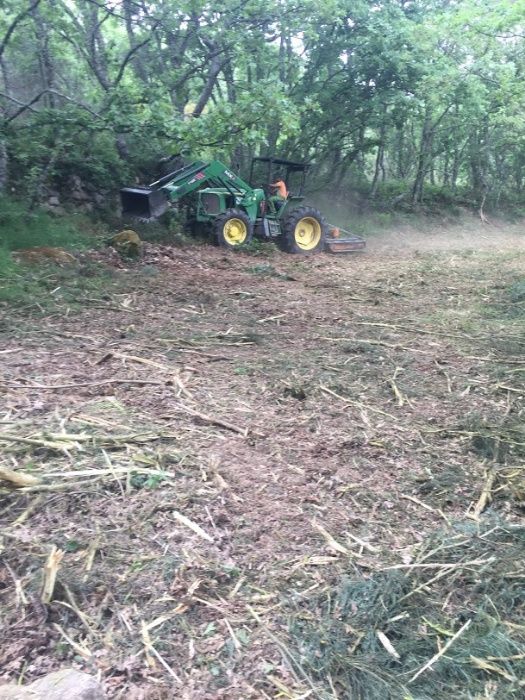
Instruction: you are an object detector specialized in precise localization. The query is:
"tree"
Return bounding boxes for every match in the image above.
[0,0,524,212]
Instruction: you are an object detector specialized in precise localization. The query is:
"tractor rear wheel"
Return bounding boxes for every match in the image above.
[215,209,253,249]
[282,206,327,254]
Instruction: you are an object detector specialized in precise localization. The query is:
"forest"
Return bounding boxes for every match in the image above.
[1,0,525,216]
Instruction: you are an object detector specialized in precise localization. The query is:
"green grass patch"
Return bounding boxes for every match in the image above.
[241,238,277,256]
[0,196,117,308]
[284,521,525,699]
[246,262,293,280]
[509,280,525,303]
[0,196,92,251]
[481,275,525,323]
[0,252,122,309]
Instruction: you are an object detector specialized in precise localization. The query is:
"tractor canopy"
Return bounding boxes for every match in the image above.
[249,157,310,198]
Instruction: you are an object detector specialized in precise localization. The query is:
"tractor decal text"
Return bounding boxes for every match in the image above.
[188,172,206,184]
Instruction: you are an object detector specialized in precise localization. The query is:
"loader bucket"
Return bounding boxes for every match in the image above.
[120,187,169,219]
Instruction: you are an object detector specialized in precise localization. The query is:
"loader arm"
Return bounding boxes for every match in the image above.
[159,160,254,202]
[120,159,261,220]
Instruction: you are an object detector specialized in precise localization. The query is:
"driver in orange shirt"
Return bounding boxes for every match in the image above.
[269,174,288,211]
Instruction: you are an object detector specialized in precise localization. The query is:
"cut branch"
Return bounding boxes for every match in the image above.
[0,465,41,488]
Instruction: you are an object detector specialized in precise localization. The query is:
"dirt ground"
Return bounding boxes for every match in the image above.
[1,223,524,698]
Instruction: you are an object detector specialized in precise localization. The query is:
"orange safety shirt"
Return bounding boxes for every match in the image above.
[271,180,288,199]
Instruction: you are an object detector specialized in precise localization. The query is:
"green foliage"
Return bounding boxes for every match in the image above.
[2,0,525,214]
[64,539,83,553]
[246,262,291,280]
[0,252,119,308]
[7,110,128,195]
[176,83,301,156]
[130,472,167,489]
[508,279,525,304]
[0,197,88,251]
[0,201,120,309]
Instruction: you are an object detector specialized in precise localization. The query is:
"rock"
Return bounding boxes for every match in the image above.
[109,230,143,258]
[29,669,104,700]
[48,196,60,206]
[0,669,105,700]
[93,192,108,207]
[71,189,90,202]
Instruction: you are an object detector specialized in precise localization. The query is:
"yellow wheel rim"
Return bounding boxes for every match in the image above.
[223,218,248,245]
[294,217,322,251]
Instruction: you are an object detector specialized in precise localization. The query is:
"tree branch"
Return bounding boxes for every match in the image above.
[1,90,101,123]
[111,26,158,92]
[0,0,42,59]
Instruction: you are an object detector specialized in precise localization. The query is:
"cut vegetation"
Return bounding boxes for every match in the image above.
[0,225,524,698]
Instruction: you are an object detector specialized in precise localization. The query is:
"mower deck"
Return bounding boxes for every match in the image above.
[325,226,366,254]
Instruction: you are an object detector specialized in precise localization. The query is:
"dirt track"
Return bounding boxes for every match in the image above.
[1,224,524,698]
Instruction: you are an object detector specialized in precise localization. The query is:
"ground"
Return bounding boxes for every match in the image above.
[1,221,524,699]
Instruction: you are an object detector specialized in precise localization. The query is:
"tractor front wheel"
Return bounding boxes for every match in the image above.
[215,209,253,249]
[282,206,327,254]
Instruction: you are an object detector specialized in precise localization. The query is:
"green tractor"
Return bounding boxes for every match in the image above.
[120,156,365,254]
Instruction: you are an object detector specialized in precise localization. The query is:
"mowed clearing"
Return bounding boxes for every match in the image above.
[1,223,524,699]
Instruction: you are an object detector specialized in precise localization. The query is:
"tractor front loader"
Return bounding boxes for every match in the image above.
[120,157,365,254]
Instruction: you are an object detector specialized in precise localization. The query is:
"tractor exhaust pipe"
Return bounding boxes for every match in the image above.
[120,187,169,220]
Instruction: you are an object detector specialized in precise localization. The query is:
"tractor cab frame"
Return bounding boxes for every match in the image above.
[249,156,309,200]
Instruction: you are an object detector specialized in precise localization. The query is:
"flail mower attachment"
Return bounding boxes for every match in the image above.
[120,187,169,220]
[325,225,366,254]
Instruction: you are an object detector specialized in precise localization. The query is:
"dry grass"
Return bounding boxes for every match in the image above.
[0,227,524,698]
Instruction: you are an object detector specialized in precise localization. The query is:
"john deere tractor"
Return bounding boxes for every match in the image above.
[120,156,365,254]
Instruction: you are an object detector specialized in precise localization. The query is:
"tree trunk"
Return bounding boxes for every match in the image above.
[223,59,246,172]
[81,3,111,91]
[370,121,386,198]
[32,4,55,107]
[370,143,384,198]
[515,157,523,193]
[192,46,222,116]
[469,125,489,202]
[451,145,461,192]
[335,158,352,192]
[355,124,366,172]
[411,105,433,205]
[116,134,130,160]
[396,124,405,178]
[81,3,131,158]
[0,131,7,193]
[123,0,148,84]
[278,31,286,83]
[443,150,450,186]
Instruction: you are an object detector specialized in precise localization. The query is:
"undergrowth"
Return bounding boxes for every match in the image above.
[0,255,122,309]
[0,196,93,251]
[285,521,525,699]
[0,196,116,308]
